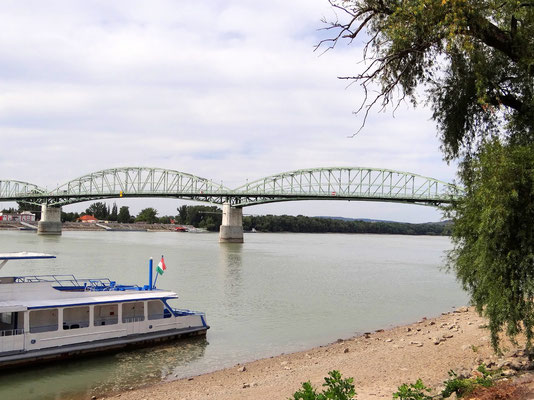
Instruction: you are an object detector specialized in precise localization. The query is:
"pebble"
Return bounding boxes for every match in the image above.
[238,366,246,372]
[385,338,393,343]
[343,348,349,353]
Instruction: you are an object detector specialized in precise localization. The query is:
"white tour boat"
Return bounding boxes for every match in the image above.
[0,252,208,369]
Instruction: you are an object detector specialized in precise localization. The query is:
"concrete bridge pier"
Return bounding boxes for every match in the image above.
[219,203,243,243]
[38,204,62,235]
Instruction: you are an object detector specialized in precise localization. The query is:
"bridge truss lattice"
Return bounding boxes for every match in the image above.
[0,167,461,207]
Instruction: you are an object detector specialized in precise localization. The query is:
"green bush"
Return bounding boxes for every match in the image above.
[441,365,494,398]
[291,370,356,400]
[392,379,432,400]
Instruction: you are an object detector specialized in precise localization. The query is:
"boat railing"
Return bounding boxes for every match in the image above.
[0,328,24,337]
[15,274,83,286]
[13,275,140,291]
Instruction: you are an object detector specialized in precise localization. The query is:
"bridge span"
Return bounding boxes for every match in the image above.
[0,167,461,242]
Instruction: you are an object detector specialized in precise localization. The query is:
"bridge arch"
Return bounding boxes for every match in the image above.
[45,167,233,206]
[0,180,47,203]
[231,167,461,207]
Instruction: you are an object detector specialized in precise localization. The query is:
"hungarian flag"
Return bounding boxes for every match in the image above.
[156,256,166,275]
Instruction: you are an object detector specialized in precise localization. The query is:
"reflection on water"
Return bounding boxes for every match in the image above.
[0,337,208,400]
[0,231,469,399]
[220,243,243,308]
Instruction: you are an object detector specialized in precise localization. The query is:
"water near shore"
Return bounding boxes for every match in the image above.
[0,231,468,399]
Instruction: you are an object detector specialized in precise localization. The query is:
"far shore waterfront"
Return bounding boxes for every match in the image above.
[104,307,533,400]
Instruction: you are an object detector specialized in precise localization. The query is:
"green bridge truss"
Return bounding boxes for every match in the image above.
[0,167,462,207]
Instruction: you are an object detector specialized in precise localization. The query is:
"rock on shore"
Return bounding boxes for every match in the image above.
[103,307,529,400]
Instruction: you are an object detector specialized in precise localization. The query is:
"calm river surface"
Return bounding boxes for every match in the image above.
[0,230,468,399]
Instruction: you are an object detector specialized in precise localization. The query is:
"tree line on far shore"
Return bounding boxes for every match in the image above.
[3,202,450,235]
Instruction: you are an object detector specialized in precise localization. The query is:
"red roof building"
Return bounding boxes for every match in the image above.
[77,215,98,223]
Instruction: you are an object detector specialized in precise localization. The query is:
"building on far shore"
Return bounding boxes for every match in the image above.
[0,211,36,222]
[77,215,98,223]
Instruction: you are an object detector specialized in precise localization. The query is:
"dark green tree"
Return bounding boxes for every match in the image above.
[117,206,131,223]
[176,205,188,224]
[135,207,158,224]
[446,140,534,350]
[109,202,118,221]
[325,1,534,349]
[84,202,109,220]
[61,211,80,222]
[175,205,222,231]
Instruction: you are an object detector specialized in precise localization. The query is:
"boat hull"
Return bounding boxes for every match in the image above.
[0,325,208,369]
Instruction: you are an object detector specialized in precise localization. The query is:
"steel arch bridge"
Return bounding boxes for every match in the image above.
[0,166,461,207]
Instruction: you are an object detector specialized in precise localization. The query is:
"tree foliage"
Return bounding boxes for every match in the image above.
[109,202,118,221]
[244,214,449,235]
[135,207,158,224]
[117,206,132,223]
[325,0,534,350]
[175,205,222,231]
[446,140,534,349]
[323,0,533,159]
[84,202,109,220]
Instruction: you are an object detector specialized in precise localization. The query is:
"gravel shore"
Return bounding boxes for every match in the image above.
[103,307,528,400]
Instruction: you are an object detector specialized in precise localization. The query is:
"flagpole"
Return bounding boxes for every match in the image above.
[153,268,159,289]
[149,257,153,290]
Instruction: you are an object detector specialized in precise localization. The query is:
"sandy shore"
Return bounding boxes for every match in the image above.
[105,307,528,400]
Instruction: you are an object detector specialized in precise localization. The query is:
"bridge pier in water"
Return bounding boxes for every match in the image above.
[37,205,62,235]
[219,203,243,243]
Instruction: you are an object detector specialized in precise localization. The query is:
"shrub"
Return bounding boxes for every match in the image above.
[291,370,356,400]
[392,379,433,400]
[441,365,494,398]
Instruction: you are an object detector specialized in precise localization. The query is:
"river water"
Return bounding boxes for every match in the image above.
[0,230,468,399]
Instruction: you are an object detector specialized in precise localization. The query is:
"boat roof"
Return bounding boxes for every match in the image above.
[0,252,56,260]
[0,284,178,311]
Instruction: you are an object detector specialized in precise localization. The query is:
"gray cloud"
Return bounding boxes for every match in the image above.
[0,0,454,222]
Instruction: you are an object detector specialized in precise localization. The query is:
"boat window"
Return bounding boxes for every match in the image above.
[94,304,118,326]
[29,309,58,333]
[63,306,90,330]
[122,302,145,323]
[0,312,24,336]
[148,300,165,320]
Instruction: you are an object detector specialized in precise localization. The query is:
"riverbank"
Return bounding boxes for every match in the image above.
[104,307,529,400]
[0,221,199,232]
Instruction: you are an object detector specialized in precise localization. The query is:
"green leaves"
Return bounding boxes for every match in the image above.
[291,370,357,400]
[326,0,533,159]
[392,379,432,400]
[446,140,534,350]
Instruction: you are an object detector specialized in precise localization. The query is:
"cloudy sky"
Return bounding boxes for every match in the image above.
[0,0,457,222]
